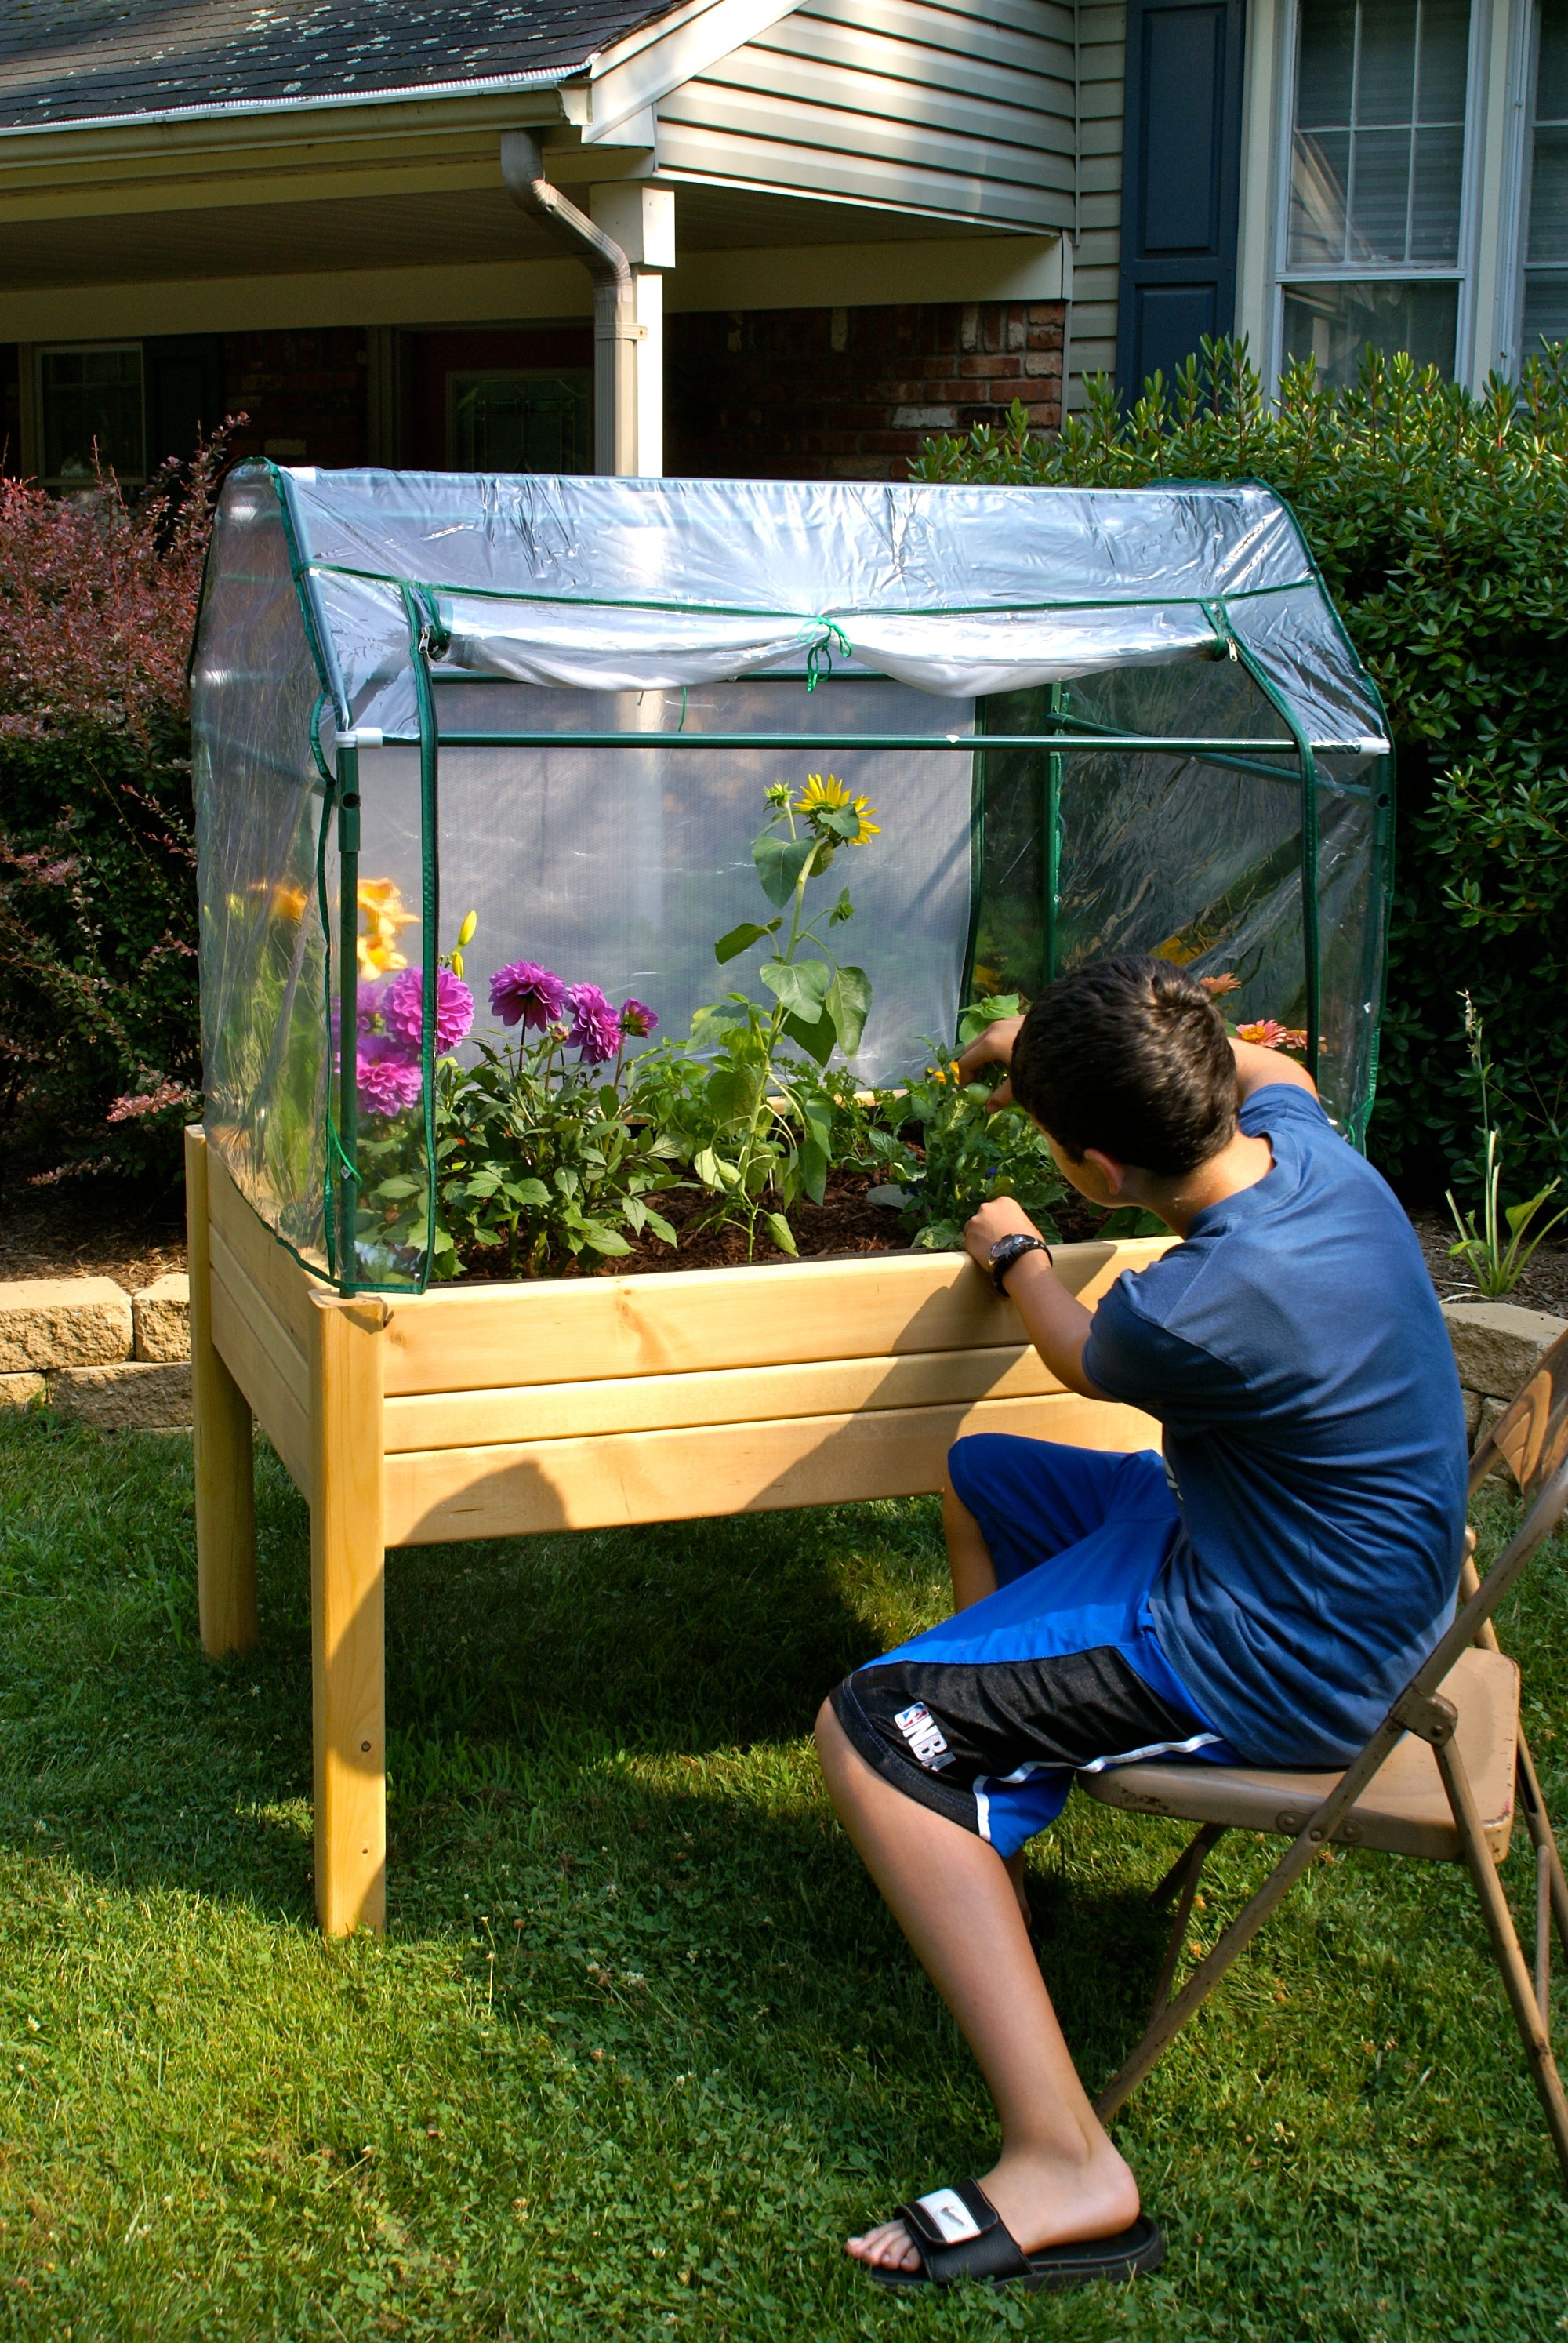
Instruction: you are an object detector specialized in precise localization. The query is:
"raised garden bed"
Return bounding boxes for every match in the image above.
[188,1129,1170,1934]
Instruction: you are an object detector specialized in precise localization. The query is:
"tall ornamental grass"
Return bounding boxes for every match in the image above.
[913,343,1568,1201]
[0,437,230,1192]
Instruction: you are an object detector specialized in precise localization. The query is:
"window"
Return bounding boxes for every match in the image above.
[38,344,145,486]
[446,371,590,472]
[1277,0,1475,384]
[1522,0,1568,354]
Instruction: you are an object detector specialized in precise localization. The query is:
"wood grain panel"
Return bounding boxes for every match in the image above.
[205,1141,319,1354]
[210,1245,312,1494]
[383,1389,1164,1546]
[382,1342,1062,1453]
[380,1237,1170,1400]
[309,1293,387,1937]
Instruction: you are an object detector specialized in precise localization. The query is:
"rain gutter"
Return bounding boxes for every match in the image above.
[501,129,640,476]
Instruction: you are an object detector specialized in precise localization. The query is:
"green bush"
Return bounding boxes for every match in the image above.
[913,341,1568,1201]
[0,443,228,1193]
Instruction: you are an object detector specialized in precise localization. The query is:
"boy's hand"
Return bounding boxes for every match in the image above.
[963,1194,1041,1270]
[953,1015,1025,1113]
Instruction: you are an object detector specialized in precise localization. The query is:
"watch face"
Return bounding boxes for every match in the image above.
[990,1237,1022,1262]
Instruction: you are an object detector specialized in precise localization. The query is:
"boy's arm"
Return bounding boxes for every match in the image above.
[961,1197,1109,1399]
[1232,1036,1317,1101]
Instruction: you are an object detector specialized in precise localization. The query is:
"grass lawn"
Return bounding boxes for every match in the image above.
[2,1411,1566,2341]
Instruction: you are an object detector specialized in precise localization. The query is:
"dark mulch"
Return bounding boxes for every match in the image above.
[1408,1208,1568,1315]
[0,1183,186,1292]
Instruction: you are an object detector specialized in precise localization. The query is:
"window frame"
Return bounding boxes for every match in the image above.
[1267,0,1494,388]
[1510,0,1568,370]
[34,340,147,492]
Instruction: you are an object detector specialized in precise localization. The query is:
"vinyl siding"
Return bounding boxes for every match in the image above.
[657,0,1076,236]
[1069,0,1124,401]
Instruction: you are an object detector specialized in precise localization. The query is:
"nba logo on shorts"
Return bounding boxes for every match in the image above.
[894,1701,953,1771]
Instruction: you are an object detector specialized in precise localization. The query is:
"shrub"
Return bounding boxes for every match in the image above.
[912,342,1568,1201]
[0,435,233,1192]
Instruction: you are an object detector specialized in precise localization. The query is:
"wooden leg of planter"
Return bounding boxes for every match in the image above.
[309,1292,387,1937]
[185,1128,257,1658]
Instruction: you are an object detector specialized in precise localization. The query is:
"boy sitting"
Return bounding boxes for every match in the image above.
[815,953,1467,2293]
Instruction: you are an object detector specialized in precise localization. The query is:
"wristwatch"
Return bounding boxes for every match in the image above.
[989,1232,1054,1295]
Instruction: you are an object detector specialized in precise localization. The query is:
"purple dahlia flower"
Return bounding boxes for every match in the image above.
[564,981,623,1066]
[490,959,566,1031]
[356,1036,425,1117]
[382,964,474,1056]
[619,997,659,1038]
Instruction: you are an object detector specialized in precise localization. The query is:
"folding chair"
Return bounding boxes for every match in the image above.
[1080,1330,1568,2188]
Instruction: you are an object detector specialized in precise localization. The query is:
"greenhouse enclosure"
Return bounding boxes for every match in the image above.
[192,465,1392,1296]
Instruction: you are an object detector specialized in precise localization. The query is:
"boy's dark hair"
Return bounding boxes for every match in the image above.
[1010,954,1237,1175]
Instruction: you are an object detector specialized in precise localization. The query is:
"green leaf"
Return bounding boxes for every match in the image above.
[582,1226,633,1255]
[706,1064,764,1125]
[829,888,855,926]
[782,1009,837,1066]
[800,1135,829,1205]
[753,833,817,909]
[715,917,782,964]
[824,965,872,1055]
[760,957,829,1021]
[642,1209,678,1245]
[765,1211,798,1257]
[514,1179,551,1207]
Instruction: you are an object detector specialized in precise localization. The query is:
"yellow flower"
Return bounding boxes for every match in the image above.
[794,772,880,845]
[356,876,418,978]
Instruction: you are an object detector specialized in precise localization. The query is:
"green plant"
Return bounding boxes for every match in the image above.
[854,994,1070,1251]
[913,340,1568,1204]
[648,773,880,1256]
[1446,994,1568,1297]
[0,434,238,1190]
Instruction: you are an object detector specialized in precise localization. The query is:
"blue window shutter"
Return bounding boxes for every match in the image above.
[1116,0,1246,401]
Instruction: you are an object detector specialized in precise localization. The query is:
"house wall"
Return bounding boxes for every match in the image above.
[665,298,1064,478]
[1070,0,1127,401]
[223,329,368,468]
[660,0,1076,234]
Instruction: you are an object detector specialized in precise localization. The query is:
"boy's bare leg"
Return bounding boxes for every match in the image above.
[943,1474,998,1612]
[815,1701,1138,2273]
[943,1474,1033,1929]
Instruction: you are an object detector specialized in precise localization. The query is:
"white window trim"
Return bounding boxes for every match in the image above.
[1237,0,1528,390]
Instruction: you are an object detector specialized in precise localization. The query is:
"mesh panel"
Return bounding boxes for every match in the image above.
[191,479,332,1270]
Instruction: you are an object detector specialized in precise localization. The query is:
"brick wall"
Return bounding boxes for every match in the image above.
[666,300,1065,481]
[222,329,368,468]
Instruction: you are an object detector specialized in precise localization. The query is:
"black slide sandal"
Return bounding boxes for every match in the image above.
[866,2178,1165,2293]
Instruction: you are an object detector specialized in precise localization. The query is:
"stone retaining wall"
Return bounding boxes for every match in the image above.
[0,1274,191,1426]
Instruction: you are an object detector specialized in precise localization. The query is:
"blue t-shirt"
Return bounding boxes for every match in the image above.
[1082,1083,1468,1767]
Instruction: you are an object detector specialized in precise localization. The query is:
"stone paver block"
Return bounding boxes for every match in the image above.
[0,1371,45,1407]
[0,1277,132,1372]
[1443,1301,1566,1402]
[133,1273,191,1362]
[49,1362,192,1429]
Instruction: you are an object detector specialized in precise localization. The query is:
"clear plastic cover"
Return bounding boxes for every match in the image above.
[191,463,1394,1290]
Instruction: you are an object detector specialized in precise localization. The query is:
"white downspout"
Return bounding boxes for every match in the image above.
[500,129,641,475]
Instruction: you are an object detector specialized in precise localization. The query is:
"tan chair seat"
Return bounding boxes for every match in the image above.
[1080,1646,1519,1862]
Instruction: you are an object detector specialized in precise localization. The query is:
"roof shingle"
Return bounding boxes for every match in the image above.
[0,0,680,130]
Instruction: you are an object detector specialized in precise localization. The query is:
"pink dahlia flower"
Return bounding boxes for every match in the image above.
[382,964,474,1055]
[356,1036,425,1117]
[619,997,659,1038]
[564,981,623,1066]
[490,959,566,1031]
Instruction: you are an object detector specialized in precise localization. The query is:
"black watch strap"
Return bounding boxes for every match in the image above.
[990,1233,1053,1295]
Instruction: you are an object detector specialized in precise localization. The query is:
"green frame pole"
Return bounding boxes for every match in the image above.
[335,741,361,1297]
[1044,681,1065,985]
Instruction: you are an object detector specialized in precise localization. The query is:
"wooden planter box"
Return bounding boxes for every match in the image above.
[185,1128,1170,1934]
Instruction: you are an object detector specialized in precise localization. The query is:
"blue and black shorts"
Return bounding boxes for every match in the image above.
[829,1437,1237,1858]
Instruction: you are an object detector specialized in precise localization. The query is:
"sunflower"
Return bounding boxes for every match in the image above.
[794,772,880,845]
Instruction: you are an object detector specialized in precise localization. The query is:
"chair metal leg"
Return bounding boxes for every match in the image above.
[1148,1825,1225,2022]
[1096,1827,1323,2120]
[1515,1729,1568,1967]
[1539,1845,1553,2027]
[1436,1733,1568,2193]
